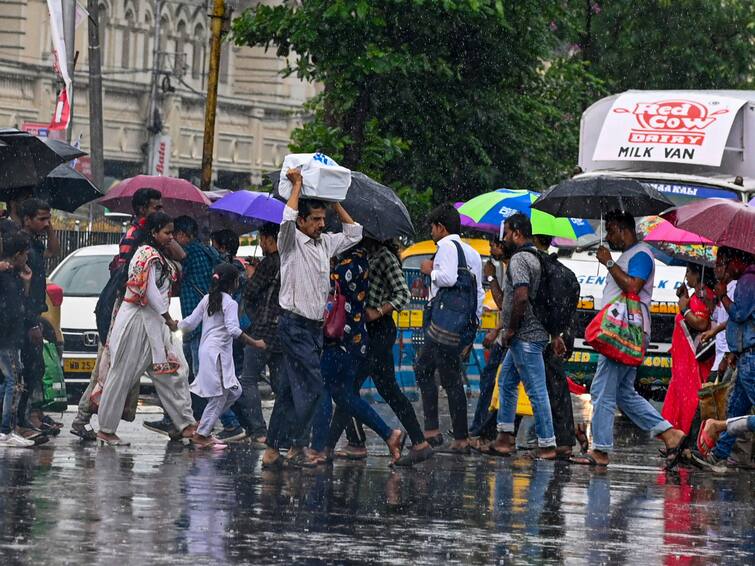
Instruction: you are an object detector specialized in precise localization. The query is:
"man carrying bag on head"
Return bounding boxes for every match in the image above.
[416,203,484,454]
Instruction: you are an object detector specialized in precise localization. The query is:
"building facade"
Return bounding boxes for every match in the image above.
[0,0,316,189]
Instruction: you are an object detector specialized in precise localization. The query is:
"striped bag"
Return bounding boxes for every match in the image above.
[585,293,646,366]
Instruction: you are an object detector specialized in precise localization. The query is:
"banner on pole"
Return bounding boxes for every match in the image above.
[150,135,172,176]
[47,0,73,131]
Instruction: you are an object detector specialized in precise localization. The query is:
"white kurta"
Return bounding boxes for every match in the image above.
[179,292,243,398]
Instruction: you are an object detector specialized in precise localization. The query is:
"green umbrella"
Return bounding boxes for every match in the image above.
[458,189,594,239]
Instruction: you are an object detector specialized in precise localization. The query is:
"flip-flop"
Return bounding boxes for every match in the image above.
[487,445,514,458]
[334,447,368,460]
[426,434,444,448]
[664,435,689,470]
[697,420,717,456]
[569,453,607,467]
[261,456,284,470]
[393,445,434,467]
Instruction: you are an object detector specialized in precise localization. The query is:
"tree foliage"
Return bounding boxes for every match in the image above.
[233,0,753,229]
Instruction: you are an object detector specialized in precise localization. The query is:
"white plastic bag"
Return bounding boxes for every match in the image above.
[278,152,352,202]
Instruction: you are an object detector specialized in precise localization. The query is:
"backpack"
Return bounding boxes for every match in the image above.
[426,241,479,351]
[509,248,579,337]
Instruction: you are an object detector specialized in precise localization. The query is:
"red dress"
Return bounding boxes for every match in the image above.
[662,291,714,435]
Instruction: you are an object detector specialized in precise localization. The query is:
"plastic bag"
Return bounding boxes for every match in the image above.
[41,341,67,412]
[489,365,533,416]
[278,152,352,202]
[585,293,646,366]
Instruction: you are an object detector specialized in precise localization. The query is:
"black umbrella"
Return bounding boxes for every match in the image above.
[268,171,414,240]
[531,176,674,219]
[0,129,86,192]
[35,164,104,213]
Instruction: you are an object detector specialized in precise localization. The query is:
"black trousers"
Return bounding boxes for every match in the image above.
[544,346,575,448]
[343,317,426,446]
[415,339,468,440]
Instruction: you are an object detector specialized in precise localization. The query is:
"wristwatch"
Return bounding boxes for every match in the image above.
[486,275,495,283]
[605,259,616,269]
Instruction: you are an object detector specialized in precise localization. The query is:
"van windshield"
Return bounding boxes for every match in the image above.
[50,255,112,297]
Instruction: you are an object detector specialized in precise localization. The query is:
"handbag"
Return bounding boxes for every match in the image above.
[324,280,347,339]
[695,338,717,363]
[426,241,479,351]
[585,293,646,366]
[698,371,733,420]
[41,341,67,412]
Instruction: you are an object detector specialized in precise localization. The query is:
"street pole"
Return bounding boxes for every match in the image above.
[200,0,225,191]
[62,0,77,143]
[146,0,163,174]
[87,0,105,191]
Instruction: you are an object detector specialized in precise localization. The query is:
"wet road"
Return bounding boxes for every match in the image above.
[1,407,753,565]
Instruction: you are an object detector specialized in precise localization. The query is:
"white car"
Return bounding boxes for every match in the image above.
[48,245,181,392]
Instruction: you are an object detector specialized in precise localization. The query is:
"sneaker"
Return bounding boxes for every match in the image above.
[0,432,35,448]
[690,450,728,473]
[216,427,247,443]
[143,419,178,438]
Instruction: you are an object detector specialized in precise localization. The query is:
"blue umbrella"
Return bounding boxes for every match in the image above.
[209,190,284,231]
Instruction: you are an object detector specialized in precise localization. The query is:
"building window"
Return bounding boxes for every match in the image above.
[143,13,152,70]
[192,24,205,79]
[175,20,187,76]
[122,9,134,68]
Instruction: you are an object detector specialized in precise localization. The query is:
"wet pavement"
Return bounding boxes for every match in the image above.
[1,404,753,565]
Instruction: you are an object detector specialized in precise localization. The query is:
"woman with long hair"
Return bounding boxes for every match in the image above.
[662,262,716,437]
[96,212,196,446]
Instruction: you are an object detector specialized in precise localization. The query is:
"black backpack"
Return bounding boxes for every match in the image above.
[509,248,579,337]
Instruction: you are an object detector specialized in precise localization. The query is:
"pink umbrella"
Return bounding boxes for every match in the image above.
[662,198,755,255]
[98,175,211,217]
[644,218,713,245]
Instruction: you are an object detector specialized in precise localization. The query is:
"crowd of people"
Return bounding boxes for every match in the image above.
[0,169,752,475]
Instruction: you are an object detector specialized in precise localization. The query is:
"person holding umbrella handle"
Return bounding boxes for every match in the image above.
[572,210,687,468]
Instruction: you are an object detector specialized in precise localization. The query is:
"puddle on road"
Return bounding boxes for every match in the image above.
[0,416,753,564]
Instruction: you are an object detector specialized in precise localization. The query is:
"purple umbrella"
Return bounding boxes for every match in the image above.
[208,190,284,233]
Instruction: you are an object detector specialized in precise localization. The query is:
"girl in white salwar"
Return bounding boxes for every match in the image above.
[179,263,265,448]
[97,213,197,446]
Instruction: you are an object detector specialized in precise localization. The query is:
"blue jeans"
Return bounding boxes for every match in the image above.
[471,342,504,437]
[590,354,672,452]
[497,339,555,448]
[713,351,755,460]
[321,346,392,451]
[0,349,21,434]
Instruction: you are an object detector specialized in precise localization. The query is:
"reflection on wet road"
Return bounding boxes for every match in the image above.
[1,413,753,564]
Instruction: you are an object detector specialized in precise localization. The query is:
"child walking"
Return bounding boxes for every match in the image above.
[179,263,265,448]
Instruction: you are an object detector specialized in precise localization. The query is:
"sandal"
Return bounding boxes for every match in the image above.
[334,445,368,460]
[286,451,323,468]
[70,423,98,442]
[425,434,444,448]
[393,445,434,467]
[42,416,63,430]
[261,456,285,470]
[487,444,514,458]
[697,420,717,456]
[97,433,130,447]
[664,436,688,470]
[152,362,180,375]
[569,453,607,467]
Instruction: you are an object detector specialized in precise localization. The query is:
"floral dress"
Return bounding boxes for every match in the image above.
[327,246,370,357]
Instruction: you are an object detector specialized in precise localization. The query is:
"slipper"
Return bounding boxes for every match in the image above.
[261,456,284,470]
[393,445,434,467]
[487,445,514,458]
[334,447,368,460]
[697,420,717,456]
[569,453,607,467]
[426,434,444,448]
[286,452,322,468]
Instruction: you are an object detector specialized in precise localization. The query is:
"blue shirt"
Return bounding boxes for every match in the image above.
[180,240,221,340]
[627,247,654,281]
[725,264,755,353]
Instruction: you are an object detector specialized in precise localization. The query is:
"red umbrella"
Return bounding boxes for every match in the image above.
[661,198,755,255]
[98,175,211,217]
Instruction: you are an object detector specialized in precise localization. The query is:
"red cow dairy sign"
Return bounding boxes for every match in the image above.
[593,92,745,166]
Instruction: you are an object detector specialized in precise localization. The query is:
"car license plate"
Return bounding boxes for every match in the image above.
[64,358,96,373]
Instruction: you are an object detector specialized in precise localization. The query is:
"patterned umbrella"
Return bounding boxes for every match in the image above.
[639,216,716,266]
[458,189,594,239]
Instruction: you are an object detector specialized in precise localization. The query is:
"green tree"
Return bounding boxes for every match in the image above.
[562,0,755,91]
[233,0,601,221]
